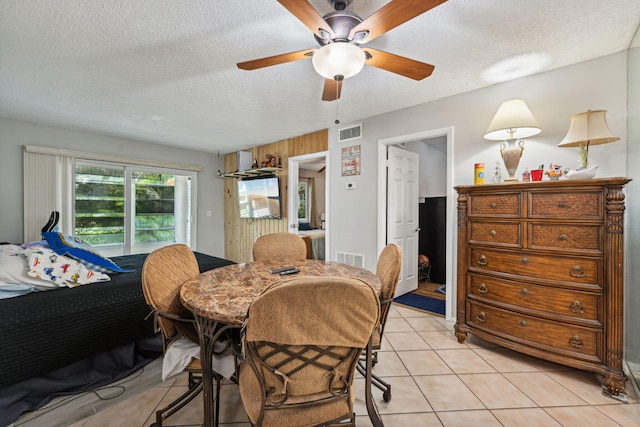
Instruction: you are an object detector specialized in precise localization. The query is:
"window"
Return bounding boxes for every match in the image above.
[297,179,309,222]
[75,160,195,257]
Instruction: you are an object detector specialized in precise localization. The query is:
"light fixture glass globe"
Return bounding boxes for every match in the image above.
[312,42,366,80]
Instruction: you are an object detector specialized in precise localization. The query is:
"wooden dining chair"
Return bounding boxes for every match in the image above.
[252,232,307,262]
[238,276,380,427]
[141,244,227,427]
[357,243,402,402]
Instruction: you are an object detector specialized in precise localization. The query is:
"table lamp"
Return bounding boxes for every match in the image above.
[557,110,619,179]
[484,99,541,181]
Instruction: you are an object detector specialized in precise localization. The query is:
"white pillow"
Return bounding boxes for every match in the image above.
[0,254,58,291]
[0,244,26,257]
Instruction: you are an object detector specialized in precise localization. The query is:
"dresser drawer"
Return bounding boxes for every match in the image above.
[469,193,521,217]
[467,274,601,325]
[470,222,521,247]
[529,191,602,219]
[467,301,601,361]
[469,247,601,287]
[529,223,602,253]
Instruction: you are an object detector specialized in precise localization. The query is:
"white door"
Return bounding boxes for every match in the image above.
[386,145,419,296]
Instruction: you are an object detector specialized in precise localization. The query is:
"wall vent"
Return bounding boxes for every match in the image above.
[338,123,362,143]
[336,251,365,268]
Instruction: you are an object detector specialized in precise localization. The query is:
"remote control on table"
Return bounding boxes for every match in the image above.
[279,268,300,275]
[270,266,296,274]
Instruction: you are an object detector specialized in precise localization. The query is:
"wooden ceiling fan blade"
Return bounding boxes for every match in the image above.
[349,0,448,43]
[277,0,335,40]
[363,48,434,80]
[322,78,343,102]
[237,49,315,70]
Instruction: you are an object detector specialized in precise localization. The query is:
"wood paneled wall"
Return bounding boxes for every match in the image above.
[223,129,328,262]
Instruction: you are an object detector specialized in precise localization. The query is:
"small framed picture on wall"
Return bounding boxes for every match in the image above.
[341,145,361,176]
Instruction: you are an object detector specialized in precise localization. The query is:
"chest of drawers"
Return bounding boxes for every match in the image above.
[454,178,630,395]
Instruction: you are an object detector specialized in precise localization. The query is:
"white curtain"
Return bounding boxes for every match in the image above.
[23,149,74,242]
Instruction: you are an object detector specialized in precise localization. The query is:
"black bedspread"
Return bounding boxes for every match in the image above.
[0,251,234,388]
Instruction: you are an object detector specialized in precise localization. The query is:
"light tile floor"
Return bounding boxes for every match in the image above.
[13,305,640,427]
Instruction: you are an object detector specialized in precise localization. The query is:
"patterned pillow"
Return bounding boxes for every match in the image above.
[42,232,132,273]
[26,247,111,288]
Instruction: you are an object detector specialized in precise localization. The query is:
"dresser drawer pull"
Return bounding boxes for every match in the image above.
[478,283,489,294]
[570,265,585,278]
[569,335,584,348]
[477,255,488,266]
[520,257,529,264]
[559,233,568,241]
[569,301,585,314]
[489,202,496,209]
[476,312,486,322]
[558,201,569,208]
[489,230,496,236]
[519,320,528,327]
[520,288,530,296]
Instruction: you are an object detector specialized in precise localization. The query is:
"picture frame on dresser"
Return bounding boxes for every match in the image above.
[454,178,631,396]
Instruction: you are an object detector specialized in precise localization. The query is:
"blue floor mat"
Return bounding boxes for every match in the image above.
[393,292,445,315]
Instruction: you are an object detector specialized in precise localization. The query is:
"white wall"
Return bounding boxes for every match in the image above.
[0,118,226,257]
[405,139,447,198]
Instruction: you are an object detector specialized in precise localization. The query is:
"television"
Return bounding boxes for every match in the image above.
[237,176,282,219]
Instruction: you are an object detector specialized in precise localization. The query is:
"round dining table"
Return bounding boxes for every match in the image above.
[180,259,384,427]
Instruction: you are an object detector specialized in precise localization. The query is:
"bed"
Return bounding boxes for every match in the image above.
[298,229,325,260]
[0,250,234,425]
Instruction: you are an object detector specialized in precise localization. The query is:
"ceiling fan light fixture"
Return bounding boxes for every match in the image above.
[312,42,366,80]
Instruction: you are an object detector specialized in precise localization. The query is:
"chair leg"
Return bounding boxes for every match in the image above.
[370,372,392,403]
[151,372,226,427]
[356,357,392,403]
[214,372,222,427]
[151,373,203,427]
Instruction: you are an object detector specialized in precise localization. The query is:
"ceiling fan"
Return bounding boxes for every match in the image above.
[237,0,447,101]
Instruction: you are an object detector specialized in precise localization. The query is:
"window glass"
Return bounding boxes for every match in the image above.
[75,164,125,246]
[297,180,308,221]
[75,161,195,256]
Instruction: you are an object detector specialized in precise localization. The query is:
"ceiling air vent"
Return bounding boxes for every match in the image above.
[338,123,362,143]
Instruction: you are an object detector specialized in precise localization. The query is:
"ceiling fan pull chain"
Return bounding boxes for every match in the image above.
[335,80,340,124]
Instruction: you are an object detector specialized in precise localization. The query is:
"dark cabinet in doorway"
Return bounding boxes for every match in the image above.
[418,197,446,284]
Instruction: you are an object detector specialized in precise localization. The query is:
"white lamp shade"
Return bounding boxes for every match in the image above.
[312,42,366,80]
[557,110,619,147]
[484,99,541,140]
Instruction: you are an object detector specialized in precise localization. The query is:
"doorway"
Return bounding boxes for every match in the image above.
[377,127,455,321]
[288,152,329,260]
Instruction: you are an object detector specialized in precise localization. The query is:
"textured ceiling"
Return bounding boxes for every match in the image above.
[1,1,639,155]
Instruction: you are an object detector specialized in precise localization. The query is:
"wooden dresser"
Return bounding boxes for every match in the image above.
[454,178,630,395]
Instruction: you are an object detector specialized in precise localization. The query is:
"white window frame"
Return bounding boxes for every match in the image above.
[75,160,197,256]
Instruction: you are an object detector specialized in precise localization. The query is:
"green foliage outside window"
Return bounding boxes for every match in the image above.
[298,182,307,219]
[75,166,177,245]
